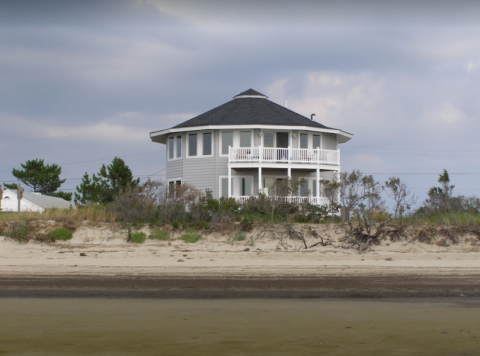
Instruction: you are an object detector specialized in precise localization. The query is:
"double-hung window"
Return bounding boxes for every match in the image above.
[222,132,233,155]
[168,137,174,159]
[240,131,251,147]
[176,136,182,158]
[313,135,321,149]
[203,132,212,156]
[300,133,308,149]
[188,134,197,157]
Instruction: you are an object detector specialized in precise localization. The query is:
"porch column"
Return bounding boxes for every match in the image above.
[287,167,291,179]
[258,167,262,194]
[228,166,232,198]
[316,168,320,204]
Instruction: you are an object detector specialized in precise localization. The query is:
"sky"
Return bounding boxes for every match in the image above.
[1,0,480,207]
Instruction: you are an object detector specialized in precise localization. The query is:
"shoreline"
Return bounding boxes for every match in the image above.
[2,223,480,299]
[1,271,479,299]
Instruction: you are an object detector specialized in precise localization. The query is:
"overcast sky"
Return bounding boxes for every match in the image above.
[1,0,480,206]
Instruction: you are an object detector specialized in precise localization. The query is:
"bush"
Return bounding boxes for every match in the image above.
[6,222,35,243]
[148,229,170,241]
[49,228,73,241]
[129,231,147,243]
[240,215,254,231]
[233,230,246,241]
[179,230,201,243]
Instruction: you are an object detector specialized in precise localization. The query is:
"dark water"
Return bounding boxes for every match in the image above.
[0,299,479,355]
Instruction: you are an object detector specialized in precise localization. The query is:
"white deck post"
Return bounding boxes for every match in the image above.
[228,166,232,199]
[287,167,291,179]
[258,167,262,194]
[288,146,291,163]
[259,145,262,163]
[316,168,320,204]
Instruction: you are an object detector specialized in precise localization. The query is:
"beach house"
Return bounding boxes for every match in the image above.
[150,89,352,205]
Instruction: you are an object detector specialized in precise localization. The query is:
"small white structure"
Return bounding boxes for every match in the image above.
[0,189,73,213]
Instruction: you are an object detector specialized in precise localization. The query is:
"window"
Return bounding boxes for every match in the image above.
[169,180,182,197]
[221,178,229,198]
[241,177,252,196]
[313,135,321,149]
[264,132,274,147]
[222,132,233,155]
[176,136,182,158]
[240,131,251,147]
[300,180,309,197]
[312,180,317,197]
[188,134,197,156]
[168,137,174,159]
[300,133,308,149]
[203,132,212,156]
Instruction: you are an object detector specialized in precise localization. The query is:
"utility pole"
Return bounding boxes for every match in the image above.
[17,183,23,213]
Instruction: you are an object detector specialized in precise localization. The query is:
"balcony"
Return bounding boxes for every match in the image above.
[232,195,329,206]
[229,147,340,166]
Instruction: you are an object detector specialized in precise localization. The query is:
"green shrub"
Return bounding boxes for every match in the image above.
[240,215,254,231]
[172,221,179,229]
[129,231,147,243]
[50,228,73,241]
[233,230,246,241]
[6,222,35,243]
[148,229,170,241]
[179,230,201,243]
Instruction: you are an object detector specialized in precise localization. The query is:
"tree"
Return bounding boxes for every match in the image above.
[384,177,416,220]
[424,169,455,212]
[49,191,73,201]
[74,173,101,205]
[10,159,65,194]
[320,177,341,223]
[6,159,71,201]
[74,157,139,205]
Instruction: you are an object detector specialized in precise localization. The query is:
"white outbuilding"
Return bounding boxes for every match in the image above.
[0,189,73,213]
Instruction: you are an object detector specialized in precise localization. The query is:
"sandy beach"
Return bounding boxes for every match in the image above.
[1,222,480,298]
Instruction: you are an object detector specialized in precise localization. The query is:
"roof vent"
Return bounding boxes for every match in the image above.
[311,114,316,121]
[233,89,268,99]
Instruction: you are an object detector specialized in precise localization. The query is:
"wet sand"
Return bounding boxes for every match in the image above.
[1,299,480,355]
[1,273,479,299]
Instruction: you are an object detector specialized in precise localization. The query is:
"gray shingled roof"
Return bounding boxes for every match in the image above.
[7,189,73,209]
[172,89,334,130]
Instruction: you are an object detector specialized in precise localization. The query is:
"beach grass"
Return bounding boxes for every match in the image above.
[148,229,170,241]
[179,230,201,243]
[129,231,147,243]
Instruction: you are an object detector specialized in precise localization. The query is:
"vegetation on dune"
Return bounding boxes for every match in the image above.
[129,231,147,244]
[148,229,170,241]
[179,230,202,243]
[49,228,73,241]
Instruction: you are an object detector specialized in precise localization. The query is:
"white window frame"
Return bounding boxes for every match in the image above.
[168,134,182,161]
[297,131,324,149]
[219,176,232,198]
[219,131,234,157]
[262,131,275,147]
[186,130,213,159]
[167,177,183,197]
[229,175,254,197]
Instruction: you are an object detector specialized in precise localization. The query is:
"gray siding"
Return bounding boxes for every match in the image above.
[183,157,217,194]
[324,133,337,150]
[166,159,183,180]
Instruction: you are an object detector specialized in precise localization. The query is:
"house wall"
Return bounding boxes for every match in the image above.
[0,190,44,213]
[324,133,337,150]
[164,129,340,199]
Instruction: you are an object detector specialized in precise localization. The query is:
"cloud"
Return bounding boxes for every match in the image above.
[423,102,466,125]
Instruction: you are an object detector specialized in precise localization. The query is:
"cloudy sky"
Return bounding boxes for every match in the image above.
[1,0,480,205]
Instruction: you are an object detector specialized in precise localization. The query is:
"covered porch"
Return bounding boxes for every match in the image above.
[222,167,338,206]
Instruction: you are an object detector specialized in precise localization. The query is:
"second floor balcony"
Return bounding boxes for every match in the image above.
[229,147,340,166]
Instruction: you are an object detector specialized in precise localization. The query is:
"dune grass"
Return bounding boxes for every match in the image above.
[179,230,201,243]
[0,205,116,225]
[148,229,170,241]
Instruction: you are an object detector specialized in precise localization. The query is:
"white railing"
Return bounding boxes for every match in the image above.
[229,147,340,165]
[231,195,329,206]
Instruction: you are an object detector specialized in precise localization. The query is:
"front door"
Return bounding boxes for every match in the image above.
[276,132,288,148]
